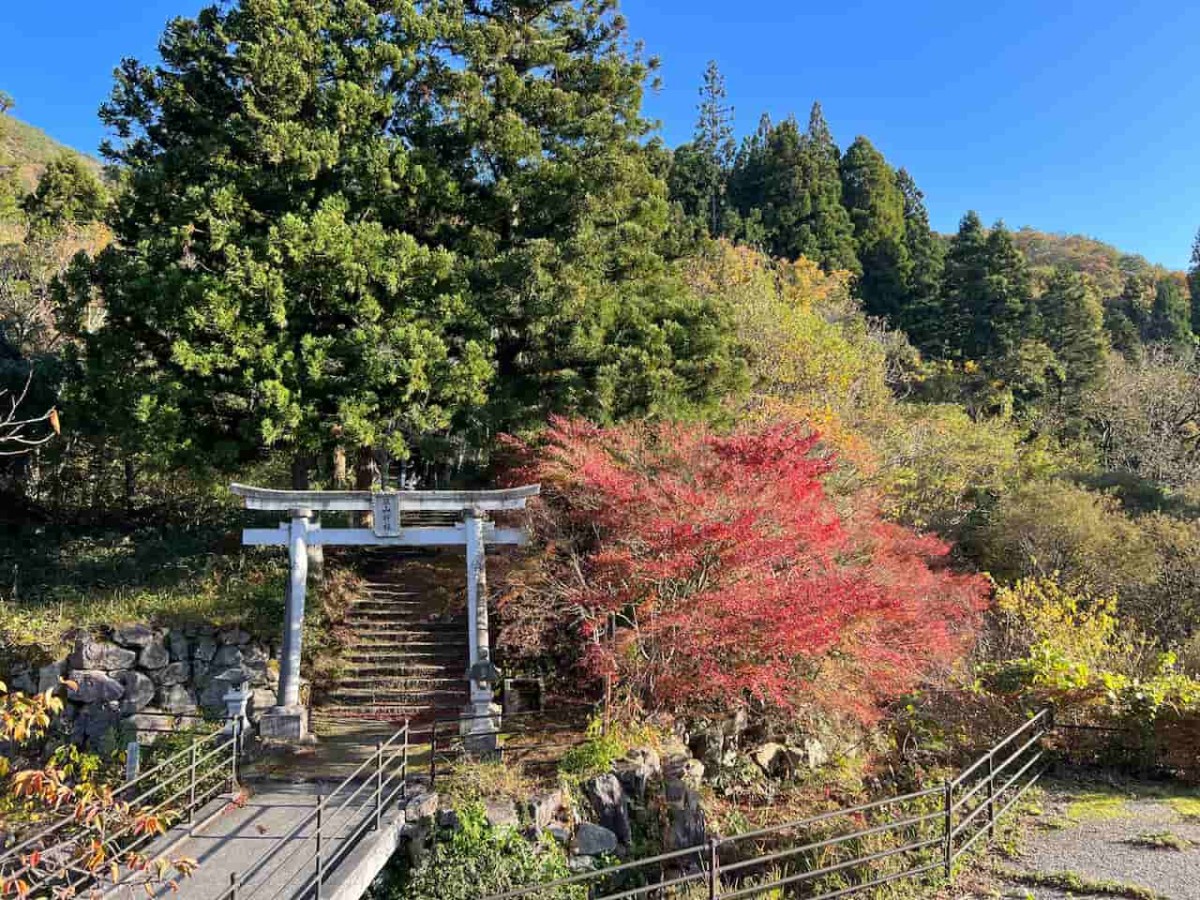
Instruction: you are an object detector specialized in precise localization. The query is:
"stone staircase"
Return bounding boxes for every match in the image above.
[314,551,470,725]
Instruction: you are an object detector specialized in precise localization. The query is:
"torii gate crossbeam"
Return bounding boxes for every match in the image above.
[229,483,540,742]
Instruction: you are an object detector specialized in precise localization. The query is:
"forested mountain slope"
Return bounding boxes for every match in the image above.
[0,109,101,191]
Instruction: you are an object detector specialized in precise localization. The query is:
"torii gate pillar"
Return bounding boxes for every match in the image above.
[231,482,539,743]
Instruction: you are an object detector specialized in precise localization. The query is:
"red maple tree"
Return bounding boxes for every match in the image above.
[503,417,988,724]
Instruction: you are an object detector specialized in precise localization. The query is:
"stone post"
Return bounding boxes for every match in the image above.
[261,513,310,741]
[462,510,500,752]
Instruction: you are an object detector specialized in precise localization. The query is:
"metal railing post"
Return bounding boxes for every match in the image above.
[315,791,324,899]
[707,837,720,900]
[231,718,241,789]
[986,752,996,841]
[402,724,409,801]
[188,740,198,826]
[943,780,953,881]
[430,721,437,785]
[229,871,239,900]
[375,741,383,831]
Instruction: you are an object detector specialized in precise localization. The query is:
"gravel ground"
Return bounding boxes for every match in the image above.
[984,777,1200,899]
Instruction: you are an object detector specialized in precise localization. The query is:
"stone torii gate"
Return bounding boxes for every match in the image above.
[229,482,540,741]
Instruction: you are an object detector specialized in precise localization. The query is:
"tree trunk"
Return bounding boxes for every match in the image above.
[354,446,375,528]
[332,446,348,490]
[123,456,136,517]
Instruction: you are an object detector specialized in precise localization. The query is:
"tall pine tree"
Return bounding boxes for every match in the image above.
[939,211,989,360]
[64,0,740,484]
[694,60,735,235]
[895,168,945,354]
[797,103,859,273]
[1188,227,1200,334]
[979,222,1034,358]
[667,61,734,237]
[1039,268,1106,400]
[840,136,908,320]
[1148,278,1192,346]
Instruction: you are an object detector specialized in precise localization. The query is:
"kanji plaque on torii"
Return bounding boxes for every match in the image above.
[229,482,540,742]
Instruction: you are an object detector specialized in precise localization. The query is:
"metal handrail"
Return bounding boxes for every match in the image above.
[214,720,410,900]
[1,719,243,897]
[0,724,230,865]
[952,707,1049,787]
[480,706,1055,900]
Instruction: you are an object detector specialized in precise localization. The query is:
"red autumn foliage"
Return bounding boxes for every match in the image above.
[501,417,988,724]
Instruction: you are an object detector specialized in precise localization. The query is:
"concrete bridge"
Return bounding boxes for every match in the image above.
[0,719,424,900]
[149,726,417,900]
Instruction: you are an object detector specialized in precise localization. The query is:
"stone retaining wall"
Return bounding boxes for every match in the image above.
[8,624,279,748]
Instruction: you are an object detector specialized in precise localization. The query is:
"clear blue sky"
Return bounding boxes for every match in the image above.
[3,0,1199,268]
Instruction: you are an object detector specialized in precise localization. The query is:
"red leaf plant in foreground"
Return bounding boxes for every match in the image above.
[502,417,988,725]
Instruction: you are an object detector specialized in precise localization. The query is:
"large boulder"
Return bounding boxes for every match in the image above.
[8,667,36,695]
[167,629,190,662]
[797,736,829,770]
[68,670,124,704]
[212,645,243,669]
[152,661,190,686]
[750,742,794,778]
[118,670,156,713]
[483,799,520,830]
[192,636,217,663]
[126,713,175,744]
[157,684,198,714]
[139,640,170,670]
[111,624,156,648]
[217,627,251,646]
[663,779,707,851]
[72,701,122,747]
[37,659,66,693]
[688,727,726,773]
[614,747,661,803]
[403,789,439,822]
[571,822,618,856]
[528,789,565,829]
[69,636,136,672]
[664,754,705,789]
[582,773,631,846]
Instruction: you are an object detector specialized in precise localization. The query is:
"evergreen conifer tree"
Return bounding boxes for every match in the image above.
[798,103,859,273]
[693,60,735,235]
[979,222,1034,358]
[1148,278,1193,346]
[1188,227,1200,333]
[940,211,989,359]
[840,136,908,320]
[62,0,739,482]
[895,168,945,353]
[1039,268,1107,399]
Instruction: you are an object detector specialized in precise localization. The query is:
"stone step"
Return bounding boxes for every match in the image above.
[332,678,464,693]
[334,670,463,683]
[344,612,454,624]
[314,704,463,721]
[346,643,467,655]
[348,628,467,640]
[338,664,463,678]
[344,643,466,655]
[338,658,450,671]
[328,691,468,705]
[350,602,427,609]
[348,619,463,624]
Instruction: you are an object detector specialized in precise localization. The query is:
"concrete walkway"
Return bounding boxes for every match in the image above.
[153,780,405,900]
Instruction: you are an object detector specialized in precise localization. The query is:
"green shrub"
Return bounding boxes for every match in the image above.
[386,803,583,900]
